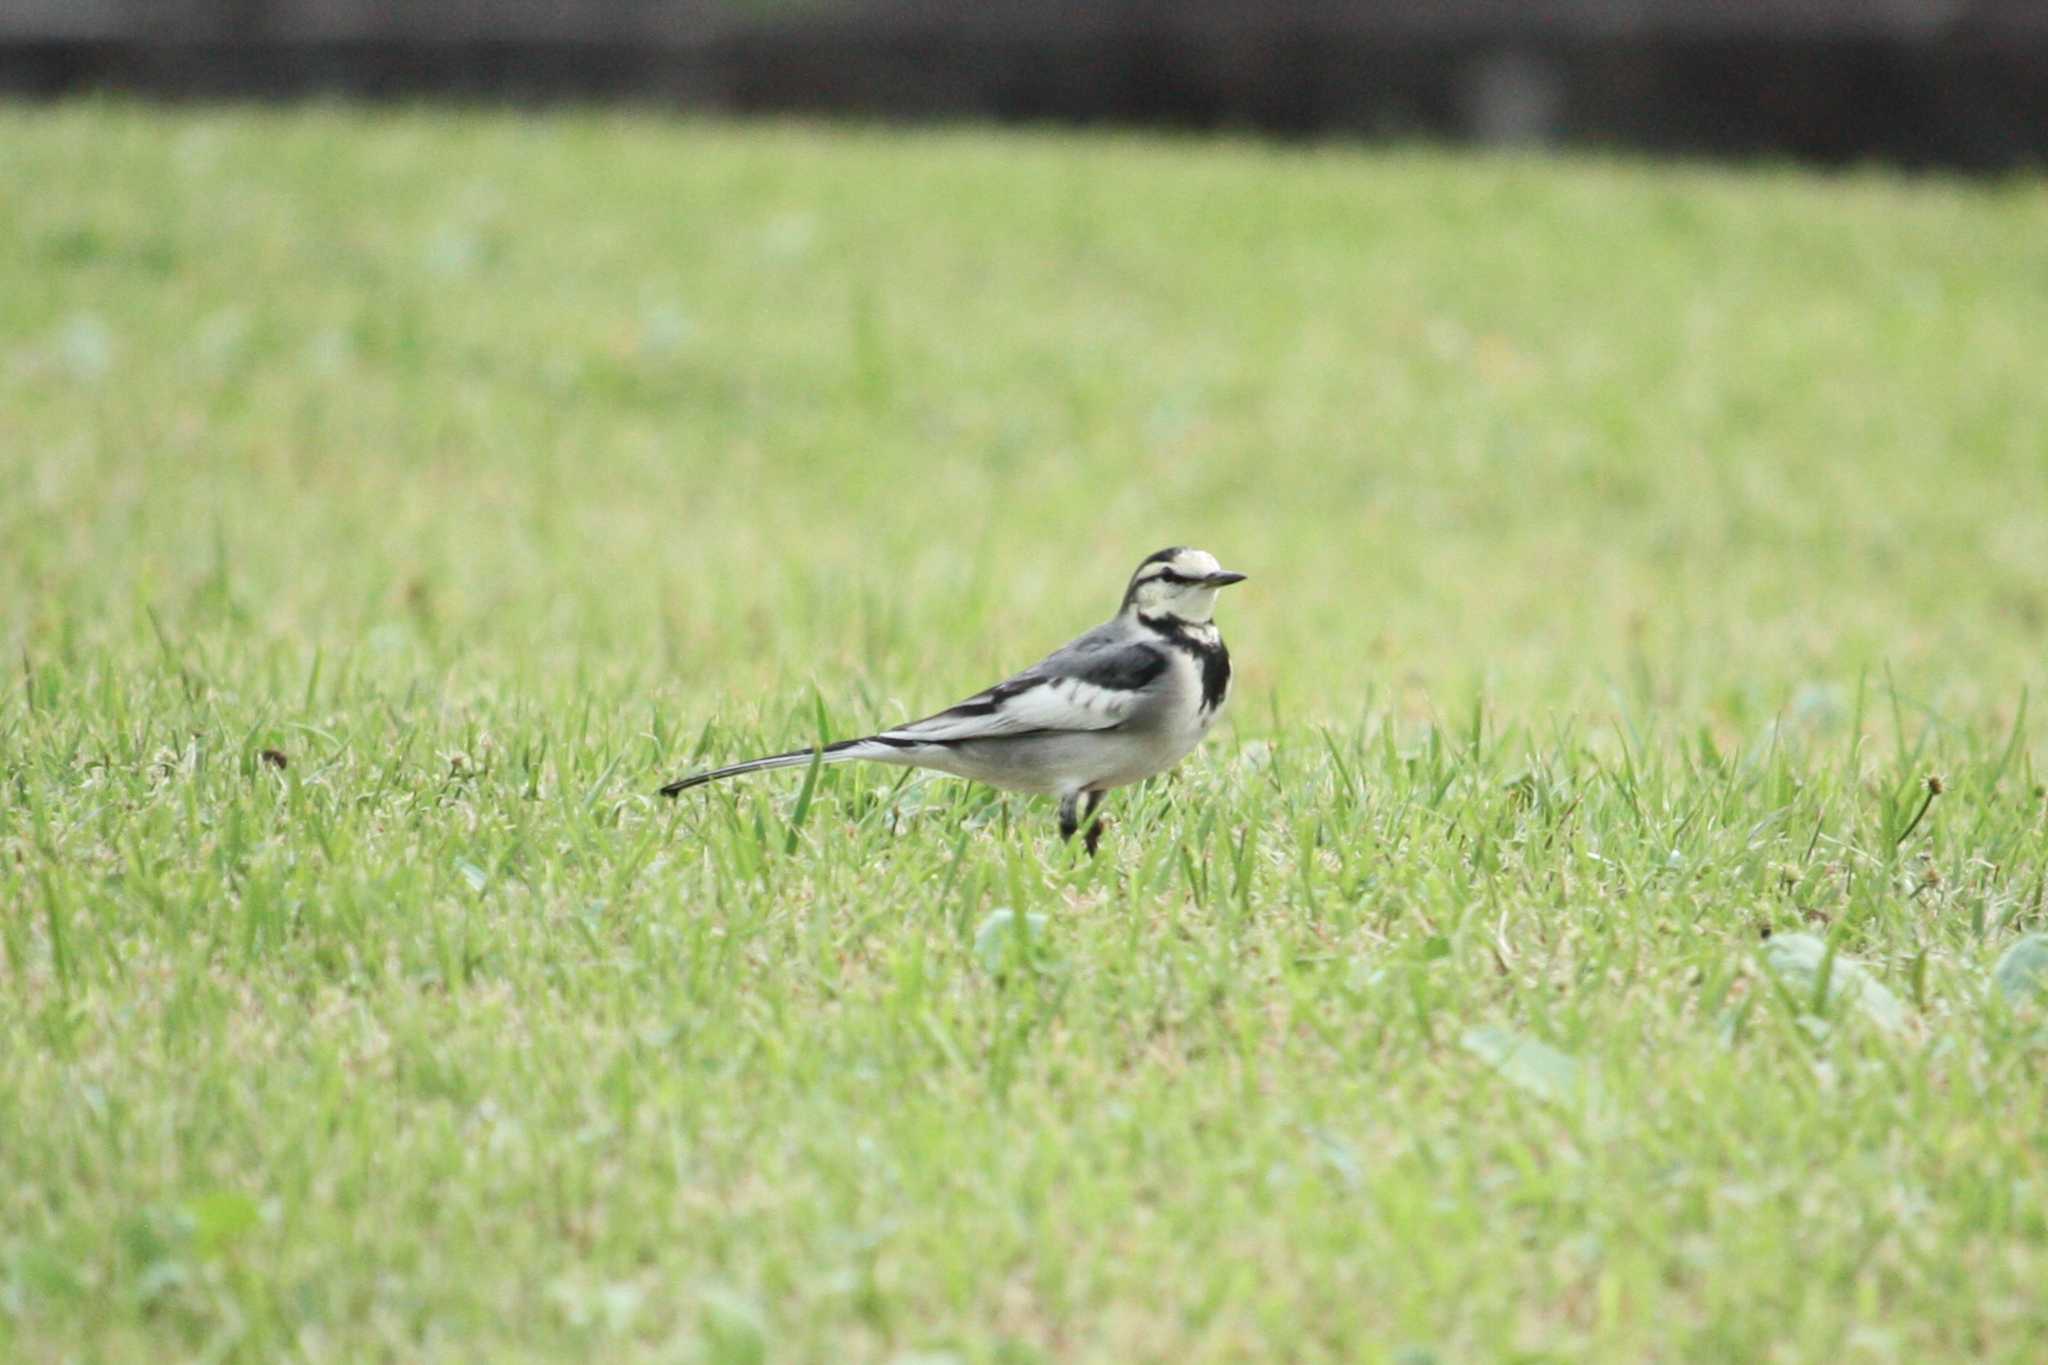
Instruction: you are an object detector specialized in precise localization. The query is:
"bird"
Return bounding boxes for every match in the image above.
[659,547,1248,853]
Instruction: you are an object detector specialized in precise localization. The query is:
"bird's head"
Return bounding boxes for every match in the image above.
[1120,547,1247,624]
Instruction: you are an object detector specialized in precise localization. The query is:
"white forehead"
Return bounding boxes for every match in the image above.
[1169,549,1220,575]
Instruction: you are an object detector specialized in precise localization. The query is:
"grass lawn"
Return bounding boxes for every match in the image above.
[4,101,2048,1362]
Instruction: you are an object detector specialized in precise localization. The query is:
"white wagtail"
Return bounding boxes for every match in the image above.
[660,547,1247,853]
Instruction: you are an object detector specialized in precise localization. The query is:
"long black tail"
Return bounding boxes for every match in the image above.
[658,738,869,797]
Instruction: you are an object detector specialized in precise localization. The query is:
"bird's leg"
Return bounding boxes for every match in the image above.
[1081,791,1107,857]
[1057,791,1082,843]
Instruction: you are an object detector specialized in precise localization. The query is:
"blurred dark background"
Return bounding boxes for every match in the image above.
[5,1,2046,169]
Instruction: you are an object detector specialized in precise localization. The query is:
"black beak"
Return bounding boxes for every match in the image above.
[1203,570,1248,587]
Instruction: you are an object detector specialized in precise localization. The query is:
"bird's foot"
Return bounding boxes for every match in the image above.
[1083,818,1106,857]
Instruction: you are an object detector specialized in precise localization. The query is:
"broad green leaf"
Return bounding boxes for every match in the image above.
[1993,934,2048,1006]
[973,908,1048,971]
[1760,932,1905,1032]
[1461,1026,1600,1109]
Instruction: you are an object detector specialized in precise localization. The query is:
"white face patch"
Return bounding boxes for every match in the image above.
[1127,548,1229,622]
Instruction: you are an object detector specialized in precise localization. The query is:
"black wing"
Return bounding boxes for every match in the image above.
[876,636,1169,745]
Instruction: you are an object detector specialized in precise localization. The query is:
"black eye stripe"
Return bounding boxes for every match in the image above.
[1122,556,1215,611]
